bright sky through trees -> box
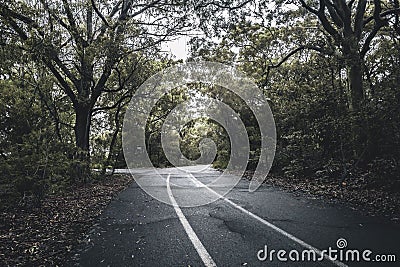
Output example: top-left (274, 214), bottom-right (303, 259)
top-left (162, 36), bottom-right (190, 60)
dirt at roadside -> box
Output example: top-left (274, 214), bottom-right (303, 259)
top-left (241, 170), bottom-right (400, 223)
top-left (0, 174), bottom-right (134, 266)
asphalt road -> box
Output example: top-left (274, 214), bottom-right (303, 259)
top-left (71, 165), bottom-right (400, 267)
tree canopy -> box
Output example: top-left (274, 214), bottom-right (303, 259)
top-left (0, 0), bottom-right (399, 208)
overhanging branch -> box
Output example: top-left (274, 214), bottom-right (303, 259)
top-left (264, 45), bottom-right (333, 87)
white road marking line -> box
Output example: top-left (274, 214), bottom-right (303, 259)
top-left (166, 174), bottom-right (217, 267)
top-left (187, 173), bottom-right (348, 267)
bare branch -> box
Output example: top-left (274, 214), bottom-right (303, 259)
top-left (364, 8), bottom-right (400, 25)
top-left (335, 0), bottom-right (353, 36)
top-left (264, 45), bottom-right (333, 86)
top-left (0, 5), bottom-right (44, 36)
top-left (90, 0), bottom-right (110, 27)
top-left (323, 0), bottom-right (344, 28)
top-left (0, 16), bottom-right (28, 40)
top-left (129, 0), bottom-right (162, 18)
top-left (317, 1), bottom-right (341, 41)
top-left (43, 59), bottom-right (78, 108)
top-left (361, 24), bottom-right (380, 56)
top-left (361, 0), bottom-right (389, 56)
top-left (195, 0), bottom-right (252, 11)
top-left (92, 92), bottom-right (132, 113)
top-left (354, 0), bottom-right (367, 38)
top-left (298, 0), bottom-right (319, 15)
top-left (61, 0), bottom-right (88, 48)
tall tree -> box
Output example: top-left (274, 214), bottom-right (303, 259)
top-left (0, 0), bottom-right (191, 176)
top-left (263, 0), bottom-right (400, 111)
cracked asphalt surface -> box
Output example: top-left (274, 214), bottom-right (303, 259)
top-left (71, 166), bottom-right (400, 266)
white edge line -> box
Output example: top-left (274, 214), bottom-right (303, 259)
top-left (187, 173), bottom-right (348, 267)
top-left (166, 174), bottom-right (217, 267)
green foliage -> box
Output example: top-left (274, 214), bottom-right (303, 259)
top-left (0, 0), bottom-right (399, 209)
top-left (0, 76), bottom-right (75, 209)
top-left (191, 19), bottom-right (400, 190)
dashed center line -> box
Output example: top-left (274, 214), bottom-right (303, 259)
top-left (166, 174), bottom-right (217, 267)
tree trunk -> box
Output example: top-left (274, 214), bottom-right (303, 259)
top-left (348, 58), bottom-right (364, 112)
top-left (75, 106), bottom-right (91, 150)
top-left (345, 53), bottom-right (367, 159)
top-left (101, 122), bottom-right (120, 176)
top-left (74, 103), bottom-right (92, 182)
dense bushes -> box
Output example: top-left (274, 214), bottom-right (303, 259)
top-left (268, 43), bottom-right (400, 190)
top-left (0, 80), bottom-right (76, 208)
top-left (191, 22), bottom-right (400, 191)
